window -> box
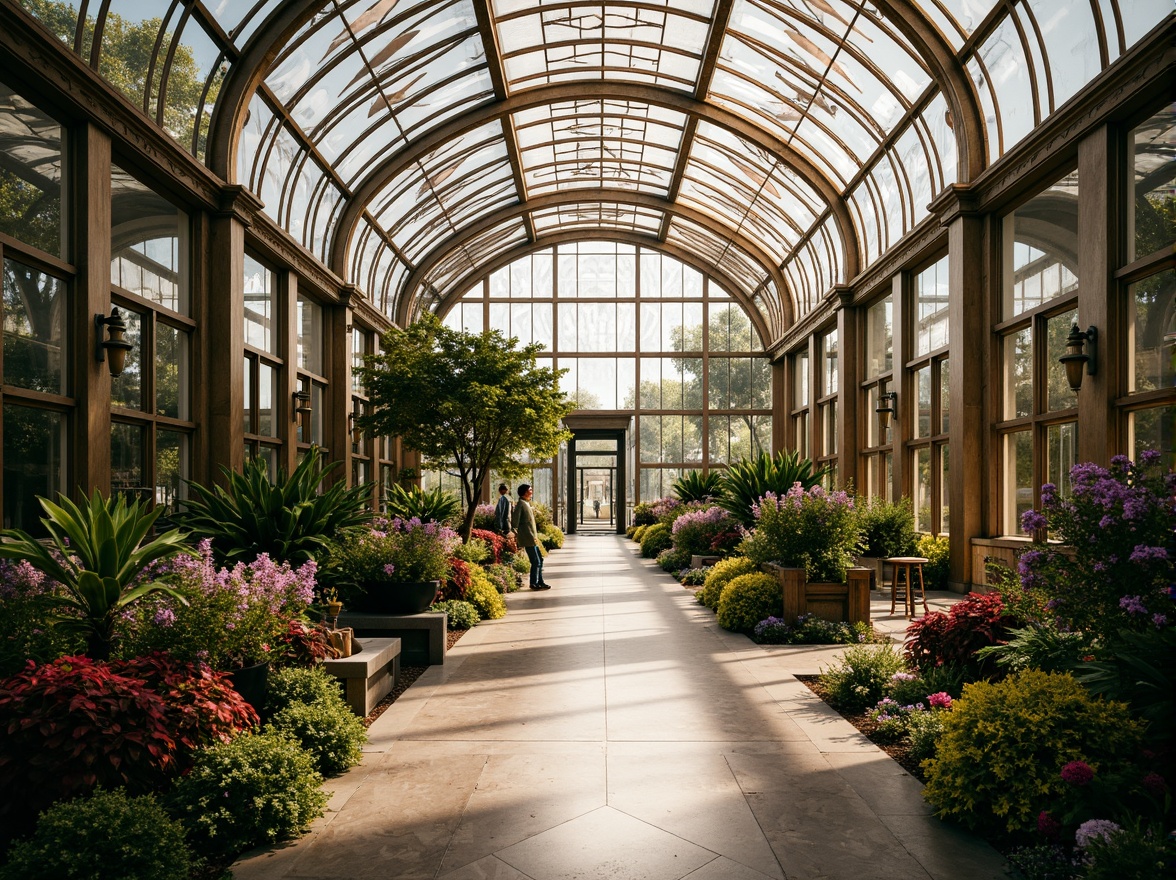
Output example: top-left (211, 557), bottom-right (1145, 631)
top-left (1121, 105), bottom-right (1175, 467)
top-left (816, 328), bottom-right (838, 485)
top-left (243, 253), bottom-right (282, 466)
top-left (791, 347), bottom-right (809, 460)
top-left (997, 173), bottom-right (1080, 534)
top-left (351, 325), bottom-right (372, 489)
top-left (109, 165), bottom-right (194, 517)
top-left (296, 294), bottom-right (326, 449)
top-left (909, 256), bottom-right (950, 534)
top-left (861, 294), bottom-right (893, 499)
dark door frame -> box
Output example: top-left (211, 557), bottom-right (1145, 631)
top-left (563, 415), bottom-right (629, 535)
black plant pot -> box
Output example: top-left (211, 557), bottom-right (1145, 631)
top-left (228, 661), bottom-right (269, 714)
top-left (352, 580), bottom-right (440, 614)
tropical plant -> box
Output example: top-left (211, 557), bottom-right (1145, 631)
top-left (166, 733), bottom-right (328, 857)
top-left (855, 496), bottom-right (917, 558)
top-left (740, 484), bottom-right (861, 583)
top-left (384, 483), bottom-right (462, 524)
top-left (672, 470), bottom-right (725, 503)
top-left (357, 315), bottom-right (572, 542)
top-left (180, 446), bottom-right (371, 566)
top-left (717, 450), bottom-right (829, 526)
top-left (0, 788), bottom-right (192, 880)
top-left (0, 490), bottom-right (189, 660)
top-left (975, 623), bottom-right (1096, 675)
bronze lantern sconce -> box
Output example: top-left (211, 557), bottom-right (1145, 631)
top-left (876, 389), bottom-right (897, 432)
top-left (292, 388), bottom-right (313, 419)
top-left (1059, 324), bottom-right (1097, 392)
top-left (95, 307), bottom-right (133, 378)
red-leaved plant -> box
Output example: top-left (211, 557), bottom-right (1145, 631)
top-left (269, 619), bottom-right (339, 668)
top-left (442, 557), bottom-right (472, 601)
top-left (0, 655), bottom-right (178, 829)
top-left (905, 592), bottom-right (1018, 679)
top-left (470, 528), bottom-right (510, 564)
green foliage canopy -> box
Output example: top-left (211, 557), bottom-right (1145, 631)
top-left (359, 315), bottom-right (572, 541)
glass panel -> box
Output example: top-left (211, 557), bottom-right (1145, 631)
top-left (914, 446), bottom-right (931, 533)
top-left (110, 308), bottom-right (143, 411)
top-left (865, 296), bottom-right (893, 377)
top-left (258, 362), bottom-right (276, 437)
top-left (940, 444), bottom-right (950, 535)
top-left (244, 254), bottom-right (275, 352)
top-left (1129, 406), bottom-right (1175, 470)
top-left (793, 350), bottom-right (809, 407)
top-left (914, 256), bottom-right (949, 355)
top-left (939, 359), bottom-right (950, 435)
top-left (822, 329), bottom-right (838, 395)
top-left (155, 429), bottom-right (187, 518)
top-left (915, 365), bottom-right (931, 438)
top-left (1046, 422), bottom-right (1077, 501)
top-left (243, 356), bottom-right (252, 435)
top-left (0, 83), bottom-right (65, 258)
top-left (3, 404), bottom-right (64, 534)
top-left (794, 411), bottom-right (808, 459)
top-left (111, 421), bottom-right (146, 501)
top-left (1046, 309), bottom-right (1078, 412)
top-left (1130, 104), bottom-right (1176, 262)
top-left (1003, 327), bottom-right (1033, 419)
top-left (111, 165), bottom-right (189, 314)
top-left (308, 382), bottom-right (324, 445)
top-left (1128, 269), bottom-right (1175, 394)
top-left (821, 400), bottom-right (837, 458)
top-left (155, 324), bottom-right (187, 420)
top-left (866, 384), bottom-right (880, 448)
top-left (1002, 172), bottom-right (1079, 319)
top-left (297, 295), bottom-right (323, 375)
top-left (1004, 430), bottom-right (1034, 535)
top-left (2, 259), bottom-right (66, 393)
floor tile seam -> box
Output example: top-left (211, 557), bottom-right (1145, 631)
top-left (715, 751), bottom-right (790, 879)
top-left (430, 753), bottom-right (494, 880)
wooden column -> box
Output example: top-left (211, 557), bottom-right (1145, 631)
top-left (1076, 124), bottom-right (1122, 466)
top-left (888, 272), bottom-right (908, 501)
top-left (281, 271), bottom-right (301, 475)
top-left (771, 359), bottom-right (786, 453)
top-left (204, 186), bottom-right (256, 484)
top-left (327, 286), bottom-right (355, 488)
top-left (72, 123), bottom-right (113, 496)
top-left (932, 185), bottom-right (986, 590)
top-left (835, 286), bottom-right (859, 491)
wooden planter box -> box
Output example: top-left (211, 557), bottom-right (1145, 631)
top-left (853, 556), bottom-right (890, 591)
top-left (762, 564), bottom-right (871, 625)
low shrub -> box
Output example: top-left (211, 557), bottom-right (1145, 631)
top-left (697, 556), bottom-right (758, 610)
top-left (532, 503), bottom-right (554, 531)
top-left (907, 707), bottom-right (949, 763)
top-left (470, 529), bottom-right (513, 564)
top-left (921, 669), bottom-right (1143, 835)
top-left (1080, 817), bottom-right (1176, 880)
top-left (632, 501), bottom-right (659, 526)
top-left (430, 599), bottom-right (481, 630)
top-left (916, 534), bottom-right (950, 590)
top-left (511, 552), bottom-right (531, 575)
top-left (632, 525), bottom-right (648, 543)
top-left (657, 546), bottom-right (692, 573)
top-left (539, 523), bottom-right (564, 550)
top-left (465, 566), bottom-right (507, 620)
top-left (680, 566), bottom-right (711, 586)
top-left (753, 614), bottom-right (874, 645)
top-left (640, 523), bottom-right (673, 558)
top-left (167, 733), bottom-right (328, 857)
top-left (0, 655), bottom-right (178, 828)
top-left (975, 623), bottom-right (1096, 675)
top-left (716, 573), bottom-right (782, 633)
top-left (482, 562), bottom-right (521, 593)
top-left (867, 697), bottom-right (923, 743)
top-left (471, 504), bottom-right (499, 532)
top-left (266, 665), bottom-right (345, 715)
top-left (0, 559), bottom-right (83, 677)
top-left (452, 536), bottom-right (490, 565)
top-left (856, 497), bottom-right (916, 558)
top-left (740, 484), bottom-right (861, 583)
top-left (625, 525), bottom-right (638, 539)
top-left (0, 789), bottom-right (191, 880)
top-left (904, 591), bottom-right (1017, 679)
top-left (670, 505), bottom-right (741, 556)
top-left (266, 700), bottom-right (366, 776)
top-left (818, 643), bottom-right (906, 713)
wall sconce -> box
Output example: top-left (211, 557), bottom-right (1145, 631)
top-left (349, 404), bottom-right (365, 444)
top-left (292, 388), bottom-right (312, 419)
top-left (1059, 324), bottom-right (1097, 391)
top-left (95, 307), bottom-right (133, 377)
top-left (876, 389), bottom-right (897, 431)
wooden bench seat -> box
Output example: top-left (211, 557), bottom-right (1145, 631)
top-left (322, 637), bottom-right (401, 716)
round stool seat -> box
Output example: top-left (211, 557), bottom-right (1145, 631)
top-left (885, 557), bottom-right (930, 617)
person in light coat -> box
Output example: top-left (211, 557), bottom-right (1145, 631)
top-left (511, 483), bottom-right (550, 590)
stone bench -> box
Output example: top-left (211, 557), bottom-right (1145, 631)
top-left (322, 637), bottom-right (401, 716)
top-left (338, 611), bottom-right (448, 666)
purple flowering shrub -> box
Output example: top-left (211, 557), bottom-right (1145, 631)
top-left (1017, 452), bottom-right (1175, 637)
top-left (670, 505), bottom-right (741, 556)
top-left (740, 483), bottom-right (861, 583)
top-left (0, 559), bottom-right (84, 676)
top-left (324, 517), bottom-right (460, 606)
top-left (119, 540), bottom-right (316, 670)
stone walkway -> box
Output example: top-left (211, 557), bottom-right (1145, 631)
top-left (233, 535), bottom-right (1006, 880)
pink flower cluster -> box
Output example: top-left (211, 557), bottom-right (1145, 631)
top-left (1060, 760), bottom-right (1095, 786)
top-left (927, 692), bottom-right (953, 709)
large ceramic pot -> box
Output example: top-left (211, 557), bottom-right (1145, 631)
top-left (228, 661), bottom-right (269, 714)
top-left (352, 580), bottom-right (441, 614)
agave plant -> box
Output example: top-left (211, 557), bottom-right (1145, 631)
top-left (672, 470), bottom-right (725, 503)
top-left (383, 484), bottom-right (462, 524)
top-left (717, 450), bottom-right (830, 526)
top-left (181, 446), bottom-right (372, 566)
top-left (0, 490), bottom-right (190, 660)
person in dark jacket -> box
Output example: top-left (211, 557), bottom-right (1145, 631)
top-left (511, 484), bottom-right (550, 590)
top-left (495, 483), bottom-right (512, 534)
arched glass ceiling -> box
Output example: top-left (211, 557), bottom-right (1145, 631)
top-left (16, 0), bottom-right (1172, 340)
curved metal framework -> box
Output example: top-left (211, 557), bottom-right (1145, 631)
top-left (16, 0), bottom-right (1168, 344)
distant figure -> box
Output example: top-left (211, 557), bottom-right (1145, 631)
top-left (512, 484), bottom-right (550, 590)
top-left (495, 483), bottom-right (512, 534)
top-left (593, 498), bottom-right (601, 518)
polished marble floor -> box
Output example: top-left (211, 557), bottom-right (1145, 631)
top-left (233, 535), bottom-right (1006, 880)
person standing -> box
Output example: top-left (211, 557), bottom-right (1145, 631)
top-left (511, 484), bottom-right (550, 590)
top-left (495, 483), bottom-right (512, 534)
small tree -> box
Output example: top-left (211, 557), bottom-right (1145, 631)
top-left (359, 315), bottom-right (572, 542)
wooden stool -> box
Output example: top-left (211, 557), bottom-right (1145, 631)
top-left (886, 556), bottom-right (929, 617)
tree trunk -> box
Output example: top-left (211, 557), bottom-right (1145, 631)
top-left (460, 501), bottom-right (477, 544)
